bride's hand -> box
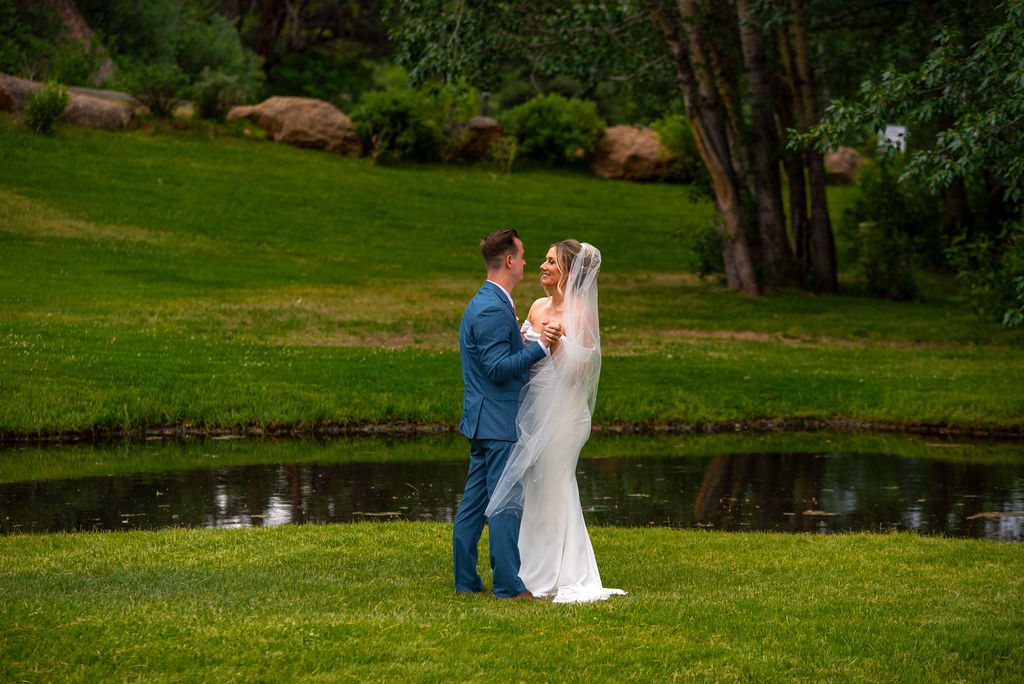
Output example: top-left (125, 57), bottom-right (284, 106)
top-left (540, 321), bottom-right (562, 350)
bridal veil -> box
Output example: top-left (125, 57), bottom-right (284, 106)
top-left (485, 243), bottom-right (602, 517)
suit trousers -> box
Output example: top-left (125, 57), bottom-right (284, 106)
top-left (453, 437), bottom-right (525, 597)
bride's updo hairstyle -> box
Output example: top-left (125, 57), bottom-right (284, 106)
top-left (551, 239), bottom-right (583, 295)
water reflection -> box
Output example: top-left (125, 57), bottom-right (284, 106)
top-left (2, 447), bottom-right (1022, 540)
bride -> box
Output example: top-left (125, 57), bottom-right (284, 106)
top-left (486, 239), bottom-right (626, 604)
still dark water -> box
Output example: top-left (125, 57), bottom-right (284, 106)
top-left (2, 434), bottom-right (1023, 540)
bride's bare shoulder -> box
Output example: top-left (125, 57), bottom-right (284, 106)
top-left (526, 297), bottom-right (547, 323)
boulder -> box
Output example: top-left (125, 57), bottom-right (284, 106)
top-left (824, 146), bottom-right (866, 184)
top-left (228, 96), bottom-right (363, 158)
top-left (62, 91), bottom-right (133, 130)
top-left (463, 116), bottom-right (504, 159)
top-left (0, 72), bottom-right (133, 130)
top-left (0, 73), bottom-right (34, 111)
top-left (591, 125), bottom-right (675, 181)
top-left (440, 116), bottom-right (504, 162)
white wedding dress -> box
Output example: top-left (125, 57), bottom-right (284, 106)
top-left (486, 244), bottom-right (625, 604)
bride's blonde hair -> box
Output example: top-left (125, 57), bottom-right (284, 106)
top-left (547, 239), bottom-right (582, 296)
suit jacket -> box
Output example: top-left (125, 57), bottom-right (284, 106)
top-left (459, 281), bottom-right (547, 441)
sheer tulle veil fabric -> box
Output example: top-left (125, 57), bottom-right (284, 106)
top-left (485, 243), bottom-right (602, 517)
top-left (485, 242), bottom-right (623, 603)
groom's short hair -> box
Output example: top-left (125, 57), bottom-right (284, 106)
top-left (480, 228), bottom-right (520, 270)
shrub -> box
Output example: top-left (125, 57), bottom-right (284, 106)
top-left (266, 52), bottom-right (374, 106)
top-left (124, 62), bottom-right (189, 118)
top-left (192, 67), bottom-right (250, 121)
top-left (430, 79), bottom-right (482, 150)
top-left (838, 157), bottom-right (942, 299)
top-left (687, 220), bottom-right (725, 277)
top-left (499, 93), bottom-right (605, 165)
top-left (652, 114), bottom-right (705, 184)
top-left (351, 87), bottom-right (443, 163)
top-left (51, 35), bottom-right (109, 86)
top-left (82, 1), bottom-right (262, 114)
top-left (24, 80), bottom-right (69, 134)
top-left (946, 222), bottom-right (1024, 328)
top-left (489, 136), bottom-right (518, 175)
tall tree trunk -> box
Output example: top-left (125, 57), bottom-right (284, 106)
top-left (776, 86), bottom-right (809, 268)
top-left (736, 0), bottom-right (796, 287)
top-left (775, 20), bottom-right (809, 271)
top-left (790, 0), bottom-right (837, 293)
top-left (646, 0), bottom-right (761, 295)
top-left (257, 0), bottom-right (289, 66)
top-left (223, 0), bottom-right (246, 32)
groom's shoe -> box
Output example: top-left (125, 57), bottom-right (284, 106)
top-left (500, 589), bottom-right (534, 600)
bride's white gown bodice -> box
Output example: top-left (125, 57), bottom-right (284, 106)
top-left (515, 321), bottom-right (626, 604)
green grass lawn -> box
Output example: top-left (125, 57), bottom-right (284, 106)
top-left (1, 118), bottom-right (1022, 683)
top-left (1, 523), bottom-right (1021, 682)
top-left (1, 116), bottom-right (1022, 437)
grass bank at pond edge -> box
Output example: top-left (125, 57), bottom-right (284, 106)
top-left (4, 415), bottom-right (1024, 446)
top-left (4, 430), bottom-right (1022, 486)
top-left (1, 523), bottom-right (1021, 682)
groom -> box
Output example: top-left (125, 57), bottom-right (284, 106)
top-left (454, 228), bottom-right (559, 599)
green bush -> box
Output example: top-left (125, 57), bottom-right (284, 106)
top-left (838, 158), bottom-right (942, 299)
top-left (0, 0), bottom-right (107, 85)
top-left (499, 93), bottom-right (605, 165)
top-left (80, 0), bottom-right (262, 114)
top-left (652, 114), bottom-right (707, 185)
top-left (123, 62), bottom-right (189, 118)
top-left (946, 222), bottom-right (1024, 328)
top-left (24, 80), bottom-right (69, 134)
top-left (351, 87), bottom-right (443, 163)
top-left (687, 220), bottom-right (725, 277)
top-left (50, 35), bottom-right (109, 86)
top-left (265, 52), bottom-right (373, 106)
top-left (192, 68), bottom-right (250, 122)
top-left (488, 135), bottom-right (518, 174)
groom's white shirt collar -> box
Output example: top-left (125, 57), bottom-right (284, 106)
top-left (486, 279), bottom-right (516, 313)
top-left (486, 279), bottom-right (549, 354)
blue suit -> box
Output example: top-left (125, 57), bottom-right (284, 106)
top-left (454, 281), bottom-right (546, 596)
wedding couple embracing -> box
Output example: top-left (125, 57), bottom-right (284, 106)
top-left (453, 228), bottom-right (626, 604)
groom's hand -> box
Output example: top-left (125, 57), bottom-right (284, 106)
top-left (540, 321), bottom-right (562, 349)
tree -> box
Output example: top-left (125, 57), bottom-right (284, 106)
top-left (809, 0), bottom-right (1023, 209)
top-left (805, 0), bottom-right (1024, 324)
top-left (385, 0), bottom-right (855, 295)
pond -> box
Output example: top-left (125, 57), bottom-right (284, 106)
top-left (2, 432), bottom-right (1023, 540)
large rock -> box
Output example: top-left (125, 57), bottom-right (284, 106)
top-left (0, 72), bottom-right (133, 130)
top-left (591, 125), bottom-right (676, 181)
top-left (229, 96), bottom-right (362, 157)
top-left (824, 146), bottom-right (866, 184)
top-left (463, 116), bottom-right (504, 159)
top-left (440, 116), bottom-right (504, 162)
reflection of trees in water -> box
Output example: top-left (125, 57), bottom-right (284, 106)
top-left (2, 453), bottom-right (1022, 540)
top-left (692, 453), bottom-right (827, 532)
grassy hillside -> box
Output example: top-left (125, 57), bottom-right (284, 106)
top-left (1, 117), bottom-right (1022, 435)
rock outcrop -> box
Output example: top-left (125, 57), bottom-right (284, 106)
top-left (228, 96), bottom-right (363, 158)
top-left (463, 116), bottom-right (504, 159)
top-left (824, 146), bottom-right (867, 184)
top-left (0, 72), bottom-right (133, 130)
top-left (590, 125), bottom-right (676, 181)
